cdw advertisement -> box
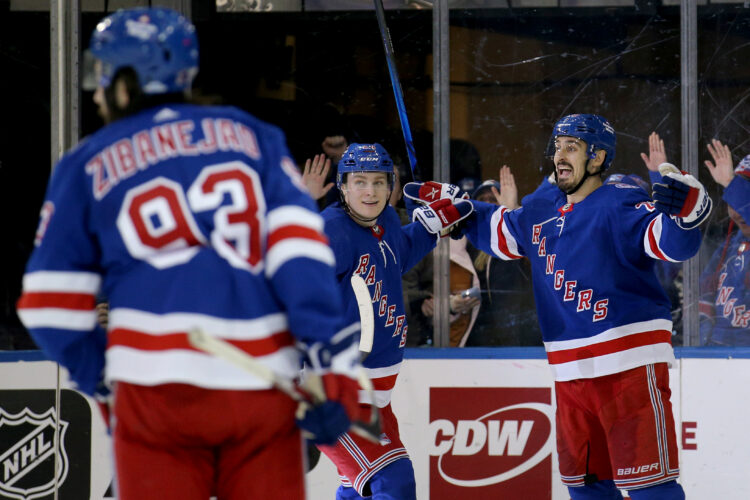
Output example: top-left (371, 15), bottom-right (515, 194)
top-left (428, 387), bottom-right (554, 499)
top-left (4, 352), bottom-right (750, 499)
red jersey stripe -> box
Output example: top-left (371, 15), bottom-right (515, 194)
top-left (267, 225), bottom-right (328, 249)
top-left (370, 373), bottom-right (399, 391)
top-left (109, 328), bottom-right (294, 356)
top-left (647, 218), bottom-right (668, 261)
top-left (17, 292), bottom-right (96, 311)
top-left (547, 329), bottom-right (673, 365)
top-left (495, 208), bottom-right (522, 259)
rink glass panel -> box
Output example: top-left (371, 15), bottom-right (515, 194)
top-left (4, 1), bottom-right (750, 351)
top-left (0, 4), bottom-right (50, 351)
top-left (695, 4), bottom-right (750, 347)
top-left (445, 2), bottom-right (750, 348)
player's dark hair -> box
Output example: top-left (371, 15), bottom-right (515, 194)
top-left (104, 67), bottom-right (187, 123)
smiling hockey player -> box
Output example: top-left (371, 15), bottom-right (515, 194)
top-left (317, 143), bottom-right (473, 499)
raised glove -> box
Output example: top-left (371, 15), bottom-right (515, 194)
top-left (404, 181), bottom-right (469, 221)
top-left (413, 198), bottom-right (474, 236)
top-left (403, 181), bottom-right (469, 205)
top-left (295, 326), bottom-right (364, 445)
top-left (652, 163), bottom-right (713, 230)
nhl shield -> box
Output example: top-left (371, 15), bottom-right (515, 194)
top-left (0, 408), bottom-right (68, 500)
top-left (0, 390), bottom-right (90, 500)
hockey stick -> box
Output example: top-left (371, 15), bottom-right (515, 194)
top-left (187, 328), bottom-right (383, 444)
top-left (373, 0), bottom-right (420, 181)
top-left (349, 274), bottom-right (386, 445)
top-left (188, 328), bottom-right (305, 401)
top-left (351, 274), bottom-right (375, 357)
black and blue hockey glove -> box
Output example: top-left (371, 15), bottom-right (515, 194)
top-left (652, 163), bottom-right (712, 230)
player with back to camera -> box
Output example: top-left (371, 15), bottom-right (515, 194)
top-left (408, 114), bottom-right (712, 499)
top-left (16, 7), bottom-right (365, 499)
top-left (316, 143), bottom-right (473, 499)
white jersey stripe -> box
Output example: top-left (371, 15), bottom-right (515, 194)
top-left (644, 214), bottom-right (679, 263)
top-left (490, 207), bottom-right (521, 260)
top-left (22, 271), bottom-right (101, 293)
top-left (358, 388), bottom-right (393, 408)
top-left (267, 205), bottom-right (324, 233)
top-left (549, 343), bottom-right (675, 382)
top-left (363, 362), bottom-right (401, 380)
top-left (544, 319), bottom-right (672, 352)
top-left (265, 239), bottom-right (335, 277)
top-left (106, 345), bottom-right (299, 389)
top-left (109, 308), bottom-right (288, 341)
top-left (18, 308), bottom-right (98, 330)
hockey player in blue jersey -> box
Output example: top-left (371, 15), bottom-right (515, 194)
top-left (17, 7), bottom-right (365, 500)
top-left (316, 143), bottom-right (473, 499)
top-left (700, 141), bottom-right (750, 344)
top-left (409, 114), bottom-right (712, 499)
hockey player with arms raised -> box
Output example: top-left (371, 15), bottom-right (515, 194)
top-left (317, 143), bottom-right (472, 499)
top-left (410, 114), bottom-right (712, 499)
top-left (17, 7), bottom-right (366, 499)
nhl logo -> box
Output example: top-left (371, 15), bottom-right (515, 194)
top-left (0, 408), bottom-right (69, 500)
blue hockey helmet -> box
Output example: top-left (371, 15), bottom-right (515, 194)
top-left (546, 114), bottom-right (616, 170)
top-left (605, 173), bottom-right (650, 193)
top-left (336, 143), bottom-right (395, 190)
top-left (86, 7), bottom-right (199, 94)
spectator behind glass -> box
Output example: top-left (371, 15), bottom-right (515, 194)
top-left (400, 233), bottom-right (482, 347)
top-left (464, 167), bottom-right (542, 347)
top-left (699, 141), bottom-right (750, 345)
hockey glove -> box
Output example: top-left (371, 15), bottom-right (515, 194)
top-left (413, 198), bottom-right (475, 236)
top-left (296, 325), bottom-right (368, 445)
top-left (652, 163), bottom-right (713, 230)
top-left (404, 181), bottom-right (469, 204)
top-left (404, 181), bottom-right (469, 221)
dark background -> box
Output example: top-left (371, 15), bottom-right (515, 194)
top-left (2, 1), bottom-right (748, 348)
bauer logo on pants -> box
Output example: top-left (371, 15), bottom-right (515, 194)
top-left (0, 390), bottom-right (90, 500)
top-left (429, 387), bottom-right (554, 500)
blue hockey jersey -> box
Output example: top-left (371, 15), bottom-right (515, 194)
top-left (700, 175), bottom-right (750, 345)
top-left (465, 182), bottom-right (703, 381)
top-left (322, 203), bottom-right (436, 407)
top-left (18, 103), bottom-right (346, 395)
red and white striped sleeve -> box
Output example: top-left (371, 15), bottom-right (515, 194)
top-left (642, 212), bottom-right (701, 263)
top-left (489, 206), bottom-right (523, 260)
top-left (265, 205), bottom-right (335, 278)
top-left (17, 271), bottom-right (101, 331)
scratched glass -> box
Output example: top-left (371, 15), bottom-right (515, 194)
top-left (6, 1), bottom-right (749, 351)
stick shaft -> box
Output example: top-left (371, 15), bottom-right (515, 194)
top-left (187, 329), bottom-right (303, 401)
top-left (373, 0), bottom-right (419, 181)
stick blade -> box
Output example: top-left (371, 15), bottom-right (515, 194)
top-left (351, 274), bottom-right (375, 354)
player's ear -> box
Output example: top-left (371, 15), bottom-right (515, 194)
top-left (589, 149), bottom-right (606, 171)
top-left (114, 78), bottom-right (130, 110)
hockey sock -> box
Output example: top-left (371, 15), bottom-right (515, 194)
top-left (366, 458), bottom-right (416, 500)
top-left (568, 480), bottom-right (624, 500)
top-left (627, 480), bottom-right (685, 500)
